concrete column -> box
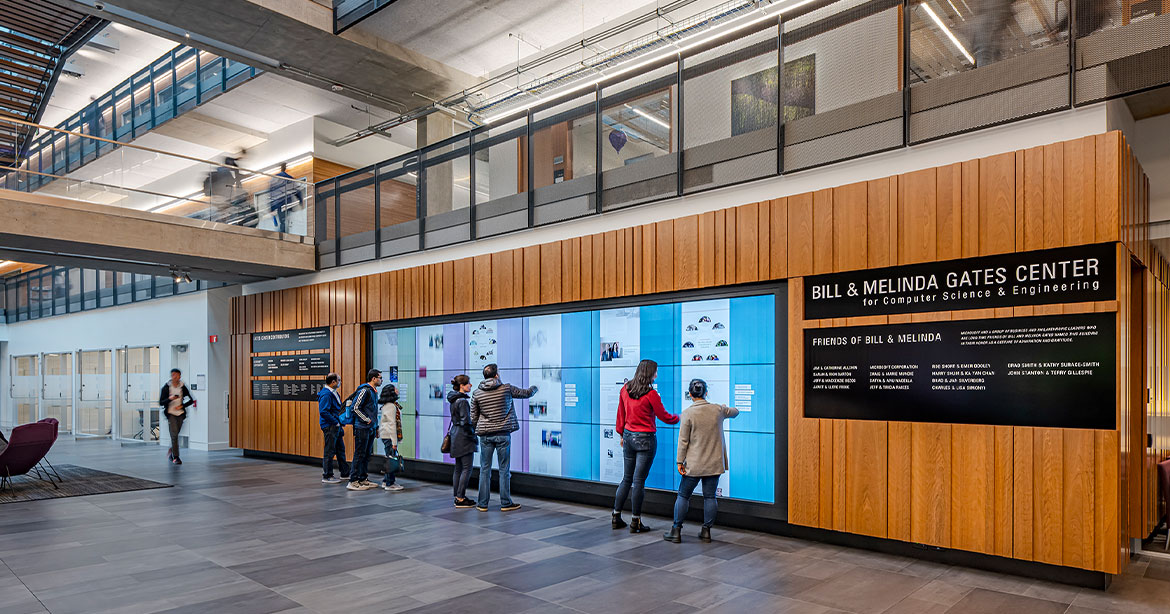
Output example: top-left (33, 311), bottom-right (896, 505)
top-left (418, 115), bottom-right (454, 216)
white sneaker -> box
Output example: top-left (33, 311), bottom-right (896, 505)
top-left (347, 481), bottom-right (374, 491)
top-left (382, 483), bottom-right (405, 492)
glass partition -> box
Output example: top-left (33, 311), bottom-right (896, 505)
top-left (683, 21), bottom-right (779, 191)
top-left (81, 350), bottom-right (114, 439)
top-left (10, 355), bottom-right (39, 425)
top-left (601, 61), bottom-right (679, 211)
top-left (42, 352), bottom-right (73, 434)
top-left (473, 117), bottom-right (528, 238)
top-left (422, 134), bottom-right (472, 249)
top-left (377, 156), bottom-right (420, 258)
top-left (531, 92), bottom-right (598, 226)
top-left (337, 169), bottom-right (378, 265)
top-left (116, 347), bottom-right (157, 442)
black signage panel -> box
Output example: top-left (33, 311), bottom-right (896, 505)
top-left (805, 312), bottom-right (1115, 429)
top-left (251, 354), bottom-right (330, 377)
top-left (251, 327), bottom-right (330, 353)
top-left (251, 380), bottom-right (326, 401)
top-left (804, 243), bottom-right (1115, 319)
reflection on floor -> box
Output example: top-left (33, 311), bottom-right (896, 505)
top-left (1, 438), bottom-right (1168, 614)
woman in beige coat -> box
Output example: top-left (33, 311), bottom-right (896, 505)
top-left (664, 378), bottom-right (739, 544)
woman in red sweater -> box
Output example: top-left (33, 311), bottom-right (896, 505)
top-left (612, 359), bottom-right (679, 533)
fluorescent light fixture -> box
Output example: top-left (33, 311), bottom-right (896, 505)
top-left (921, 3), bottom-right (974, 65)
top-left (0, 260), bottom-right (14, 267)
top-left (625, 104), bottom-right (670, 129)
top-left (482, 0), bottom-right (811, 124)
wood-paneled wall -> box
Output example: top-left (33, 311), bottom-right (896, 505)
top-left (232, 131), bottom-right (1156, 575)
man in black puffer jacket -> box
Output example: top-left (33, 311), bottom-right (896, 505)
top-left (470, 363), bottom-right (536, 512)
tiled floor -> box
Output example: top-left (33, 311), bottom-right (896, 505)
top-left (1, 439), bottom-right (1168, 614)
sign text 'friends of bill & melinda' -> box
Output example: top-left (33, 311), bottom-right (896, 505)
top-left (804, 243), bottom-right (1116, 319)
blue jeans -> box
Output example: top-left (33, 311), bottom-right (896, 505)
top-left (613, 431), bottom-right (656, 516)
top-left (673, 474), bottom-right (720, 528)
top-left (381, 439), bottom-right (398, 485)
top-left (321, 425), bottom-right (349, 479)
top-left (477, 434), bottom-right (512, 507)
top-left (350, 427), bottom-right (374, 483)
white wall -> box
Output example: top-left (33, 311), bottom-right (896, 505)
top-left (314, 116), bottom-right (413, 171)
top-left (2, 289), bottom-right (237, 450)
top-left (1127, 113), bottom-right (1170, 225)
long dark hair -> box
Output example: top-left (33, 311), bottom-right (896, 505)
top-left (624, 359), bottom-right (658, 399)
top-left (450, 374), bottom-right (470, 391)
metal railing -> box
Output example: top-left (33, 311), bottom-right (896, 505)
top-left (316, 0), bottom-right (1170, 270)
top-left (13, 45), bottom-right (260, 184)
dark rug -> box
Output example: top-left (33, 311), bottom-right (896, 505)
top-left (0, 464), bottom-right (171, 503)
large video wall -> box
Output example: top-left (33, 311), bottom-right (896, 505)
top-left (370, 291), bottom-right (779, 503)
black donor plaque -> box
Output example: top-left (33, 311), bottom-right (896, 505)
top-left (251, 327), bottom-right (330, 353)
top-left (804, 243), bottom-right (1115, 319)
top-left (805, 312), bottom-right (1115, 429)
top-left (251, 354), bottom-right (330, 377)
top-left (251, 380), bottom-right (325, 401)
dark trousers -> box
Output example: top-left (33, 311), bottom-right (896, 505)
top-left (613, 431), bottom-right (657, 516)
top-left (321, 425), bottom-right (349, 478)
top-left (167, 414), bottom-right (184, 459)
top-left (453, 453), bottom-right (473, 499)
top-left (350, 427), bottom-right (374, 483)
top-left (673, 474), bottom-right (720, 528)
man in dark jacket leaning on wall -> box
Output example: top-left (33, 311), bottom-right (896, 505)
top-left (347, 369), bottom-right (382, 491)
top-left (470, 363), bottom-right (536, 512)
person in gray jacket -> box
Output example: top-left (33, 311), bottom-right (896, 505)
top-left (469, 363), bottom-right (536, 512)
top-left (664, 378), bottom-right (739, 544)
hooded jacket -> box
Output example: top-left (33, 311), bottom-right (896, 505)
top-left (349, 383), bottom-right (377, 429)
top-left (446, 389), bottom-right (477, 457)
top-left (469, 378), bottom-right (535, 436)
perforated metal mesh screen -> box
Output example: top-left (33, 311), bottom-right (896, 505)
top-left (682, 23), bottom-right (779, 192)
top-left (782, 2), bottom-right (903, 171)
top-left (1075, 0), bottom-right (1170, 103)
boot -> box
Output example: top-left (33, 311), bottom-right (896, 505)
top-left (664, 525), bottom-right (682, 543)
top-left (629, 516), bottom-right (652, 534)
top-left (698, 526), bottom-right (711, 543)
top-left (611, 512), bottom-right (627, 530)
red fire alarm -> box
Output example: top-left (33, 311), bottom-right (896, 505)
top-left (209, 335), bottom-right (218, 343)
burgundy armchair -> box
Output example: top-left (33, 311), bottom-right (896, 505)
top-left (0, 420), bottom-right (60, 491)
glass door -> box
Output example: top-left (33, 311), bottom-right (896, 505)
top-left (41, 352), bottom-right (73, 433)
top-left (10, 355), bottom-right (38, 425)
top-left (116, 346), bottom-right (159, 442)
top-left (78, 350), bottom-right (113, 437)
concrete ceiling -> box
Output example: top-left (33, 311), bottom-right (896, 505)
top-left (354, 0), bottom-right (663, 79)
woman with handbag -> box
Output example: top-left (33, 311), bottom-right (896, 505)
top-left (377, 384), bottom-right (405, 492)
top-left (446, 375), bottom-right (477, 508)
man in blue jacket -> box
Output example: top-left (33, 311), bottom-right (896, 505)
top-left (347, 369), bottom-right (382, 491)
top-left (318, 373), bottom-right (349, 483)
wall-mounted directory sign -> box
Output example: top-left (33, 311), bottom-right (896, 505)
top-left (251, 354), bottom-right (331, 377)
top-left (805, 312), bottom-right (1115, 429)
top-left (251, 379), bottom-right (325, 401)
top-left (251, 327), bottom-right (330, 353)
top-left (804, 243), bottom-right (1115, 319)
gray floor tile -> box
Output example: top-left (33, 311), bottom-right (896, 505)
top-left (944, 588), bottom-right (1068, 614)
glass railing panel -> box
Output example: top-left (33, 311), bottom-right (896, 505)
top-left (1075, 0), bottom-right (1170, 104)
top-left (199, 52), bottom-right (224, 99)
top-left (175, 48), bottom-right (199, 114)
top-left (337, 168), bottom-right (377, 265)
top-left (113, 81), bottom-right (133, 142)
top-left (600, 60), bottom-right (679, 211)
top-left (531, 91), bottom-right (597, 226)
top-left (153, 57), bottom-right (176, 124)
top-left (422, 135), bottom-right (471, 249)
top-left (908, 0), bottom-right (1070, 143)
top-left (67, 268), bottom-right (81, 312)
top-left (377, 156), bottom-right (420, 258)
top-left (682, 20), bottom-right (779, 192)
top-left (131, 70), bottom-right (153, 134)
top-left (473, 117), bottom-right (528, 239)
top-left (782, 0), bottom-right (903, 171)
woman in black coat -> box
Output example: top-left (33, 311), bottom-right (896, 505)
top-left (447, 375), bottom-right (477, 508)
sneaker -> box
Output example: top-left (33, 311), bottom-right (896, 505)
top-left (382, 483), bottom-right (405, 492)
top-left (322, 476), bottom-right (341, 484)
top-left (454, 498), bottom-right (476, 508)
top-left (360, 480), bottom-right (379, 489)
top-left (347, 481), bottom-right (372, 491)
top-left (501, 503), bottom-right (522, 512)
top-left (172, 458), bottom-right (182, 465)
top-left (475, 505), bottom-right (489, 512)
top-left (339, 475), bottom-right (351, 481)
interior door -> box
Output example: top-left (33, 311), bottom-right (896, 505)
top-left (117, 347), bottom-right (159, 442)
top-left (10, 354), bottom-right (38, 425)
top-left (78, 350), bottom-right (112, 437)
top-left (41, 352), bottom-right (73, 433)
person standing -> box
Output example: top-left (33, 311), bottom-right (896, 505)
top-left (318, 373), bottom-right (350, 483)
top-left (377, 383), bottom-right (405, 492)
top-left (268, 162), bottom-right (302, 233)
top-left (470, 363), bottom-right (536, 512)
top-left (347, 369), bottom-right (382, 491)
top-left (158, 369), bottom-right (194, 465)
top-left (612, 359), bottom-right (679, 533)
top-left (447, 375), bottom-right (477, 508)
top-left (664, 379), bottom-right (739, 543)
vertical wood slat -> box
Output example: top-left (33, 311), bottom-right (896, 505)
top-left (833, 182), bottom-right (868, 272)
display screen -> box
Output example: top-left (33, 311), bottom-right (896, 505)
top-left (371, 292), bottom-right (779, 503)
